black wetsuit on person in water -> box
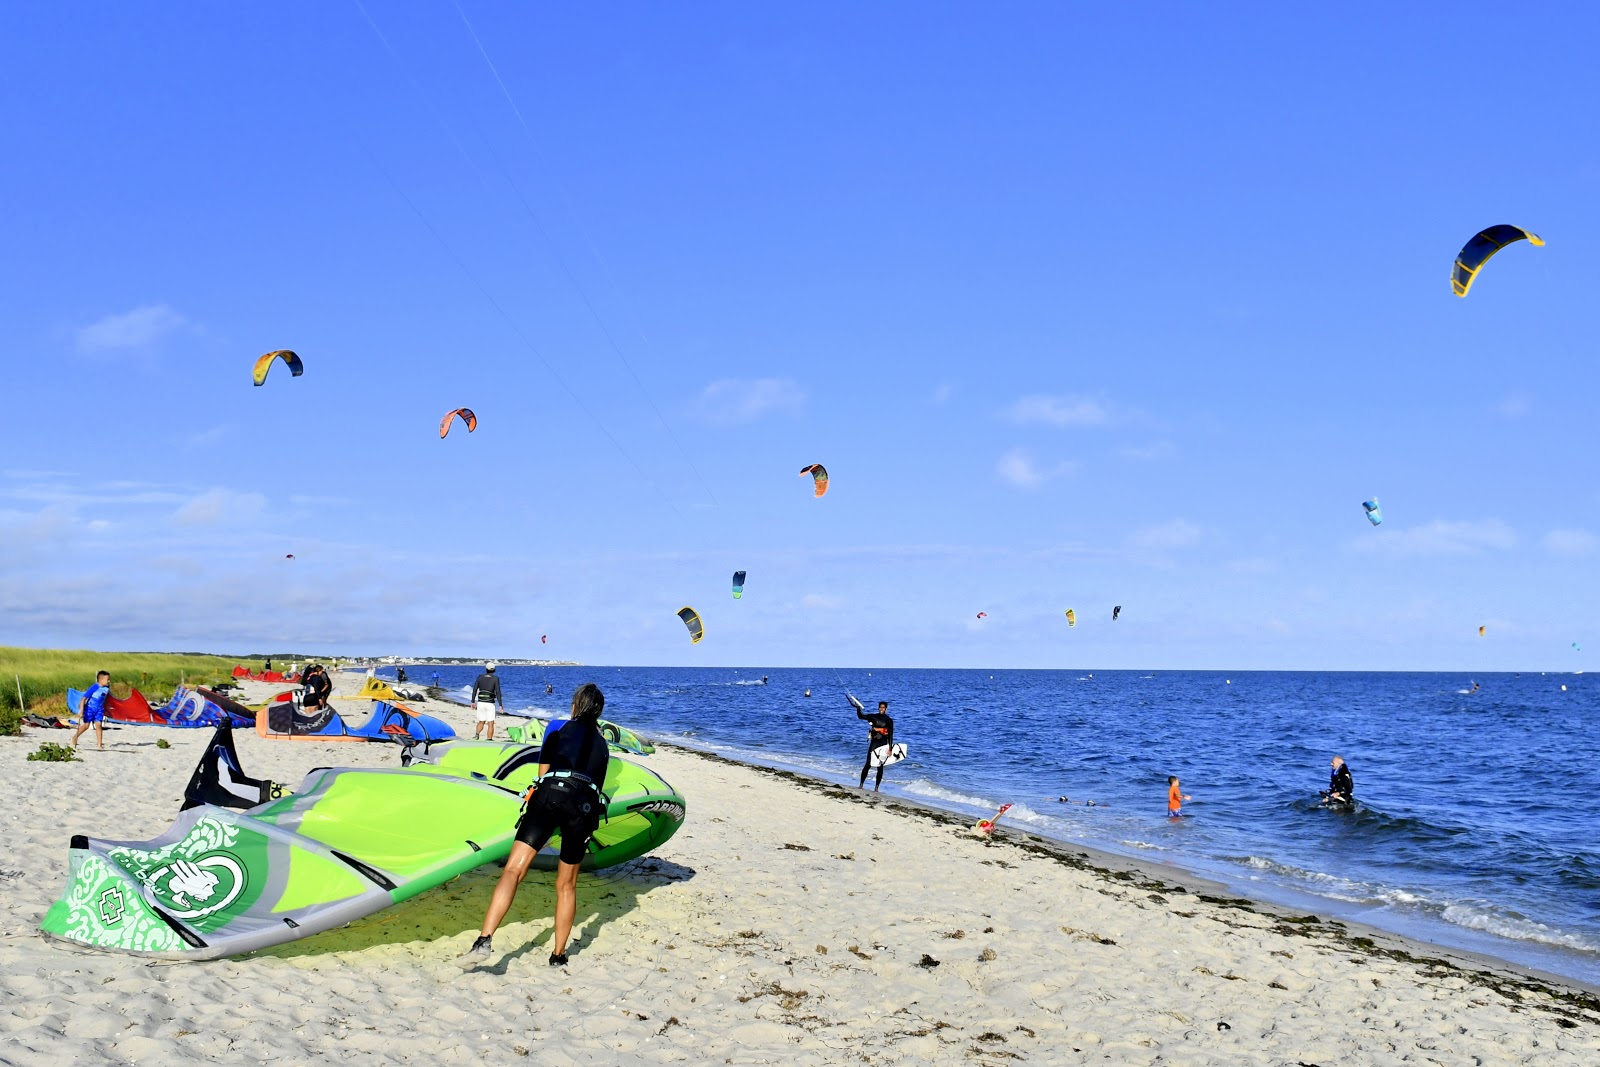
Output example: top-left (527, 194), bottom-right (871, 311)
top-left (857, 708), bottom-right (894, 790)
top-left (1325, 763), bottom-right (1354, 806)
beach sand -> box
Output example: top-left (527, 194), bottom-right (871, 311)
top-left (3, 673), bottom-right (1599, 1065)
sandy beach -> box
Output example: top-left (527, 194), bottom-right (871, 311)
top-left (3, 673), bottom-right (1598, 1066)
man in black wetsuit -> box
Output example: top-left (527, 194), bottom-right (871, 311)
top-left (459, 683), bottom-right (611, 968)
top-left (1323, 755), bottom-right (1354, 806)
top-left (857, 700), bottom-right (895, 791)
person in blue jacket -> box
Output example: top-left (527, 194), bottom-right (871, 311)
top-left (71, 670), bottom-right (112, 750)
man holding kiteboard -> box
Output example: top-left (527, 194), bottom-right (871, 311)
top-left (852, 696), bottom-right (901, 791)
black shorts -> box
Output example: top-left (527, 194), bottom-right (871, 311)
top-left (514, 778), bottom-right (600, 865)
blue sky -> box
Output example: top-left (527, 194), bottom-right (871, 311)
top-left (2, 2), bottom-right (1596, 669)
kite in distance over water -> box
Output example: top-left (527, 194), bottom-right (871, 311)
top-left (439, 408), bottom-right (477, 438)
top-left (799, 464), bottom-right (829, 498)
top-left (1452, 225), bottom-right (1544, 297)
top-left (541, 635), bottom-right (547, 645)
top-left (677, 606), bottom-right (704, 644)
top-left (1363, 498), bottom-right (1383, 526)
top-left (252, 350), bottom-right (303, 386)
top-left (732, 571), bottom-right (746, 599)
top-left (285, 554), bottom-right (295, 560)
top-left (1479, 625), bottom-right (1487, 637)
top-left (1065, 609), bottom-right (1077, 627)
top-left (975, 612), bottom-right (987, 619)
top-left (1112, 605), bottom-right (1121, 621)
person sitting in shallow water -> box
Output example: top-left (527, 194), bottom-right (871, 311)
top-left (1321, 755), bottom-right (1354, 806)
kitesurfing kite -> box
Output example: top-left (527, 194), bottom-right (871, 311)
top-left (1479, 625), bottom-right (1487, 637)
top-left (285, 554), bottom-right (295, 560)
top-left (251, 349), bottom-right (303, 386)
top-left (1452, 225), bottom-right (1544, 297)
top-left (1573, 642), bottom-right (1582, 652)
top-left (1065, 609), bottom-right (1077, 627)
top-left (732, 571), bottom-right (746, 599)
top-left (1112, 605), bottom-right (1121, 621)
top-left (41, 733), bottom-right (685, 960)
top-left (799, 464), bottom-right (829, 498)
top-left (975, 611), bottom-right (987, 619)
top-left (541, 635), bottom-right (547, 645)
top-left (439, 407), bottom-right (477, 438)
top-left (1363, 498), bottom-right (1382, 526)
top-left (677, 606), bottom-right (704, 644)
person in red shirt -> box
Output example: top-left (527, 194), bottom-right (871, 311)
top-left (1167, 775), bottom-right (1191, 817)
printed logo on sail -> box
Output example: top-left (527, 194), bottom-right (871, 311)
top-left (148, 852), bottom-right (247, 919)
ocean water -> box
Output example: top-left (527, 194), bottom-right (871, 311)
top-left (398, 665), bottom-right (1600, 986)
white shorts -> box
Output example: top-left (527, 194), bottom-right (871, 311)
top-left (476, 701), bottom-right (497, 724)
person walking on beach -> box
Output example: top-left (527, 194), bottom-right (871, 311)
top-left (1322, 755), bottom-right (1354, 806)
top-left (459, 683), bottom-right (611, 968)
top-left (856, 699), bottom-right (895, 791)
top-left (472, 663), bottom-right (504, 740)
top-left (71, 670), bottom-right (111, 750)
top-left (1167, 775), bottom-right (1191, 817)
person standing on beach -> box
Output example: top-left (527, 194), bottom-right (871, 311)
top-left (298, 665), bottom-right (320, 710)
top-left (460, 682), bottom-right (611, 968)
top-left (472, 663), bottom-right (504, 740)
top-left (1167, 775), bottom-right (1191, 817)
top-left (857, 700), bottom-right (895, 791)
top-left (1323, 756), bottom-right (1354, 806)
top-left (71, 670), bottom-right (111, 750)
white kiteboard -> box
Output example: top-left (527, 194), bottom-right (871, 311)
top-left (869, 742), bottom-right (907, 768)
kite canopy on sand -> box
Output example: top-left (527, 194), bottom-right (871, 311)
top-left (39, 737), bottom-right (684, 960)
top-left (256, 699), bottom-right (454, 744)
top-left (251, 349), bottom-right (303, 386)
top-left (677, 606), bottom-right (704, 644)
top-left (68, 687), bottom-right (255, 730)
top-left (1451, 225), bottom-right (1544, 297)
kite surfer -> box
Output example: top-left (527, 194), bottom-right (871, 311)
top-left (300, 665), bottom-right (331, 712)
top-left (70, 670), bottom-right (111, 751)
top-left (472, 663), bottom-right (504, 741)
top-left (546, 683), bottom-right (554, 695)
top-left (1321, 756), bottom-right (1354, 807)
top-left (856, 699), bottom-right (895, 791)
top-left (460, 683), bottom-right (612, 969)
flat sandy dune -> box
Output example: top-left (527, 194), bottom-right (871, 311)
top-left (3, 674), bottom-right (1598, 1065)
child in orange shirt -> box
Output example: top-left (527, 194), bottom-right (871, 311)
top-left (1167, 775), bottom-right (1191, 817)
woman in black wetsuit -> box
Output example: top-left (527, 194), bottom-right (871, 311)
top-left (858, 700), bottom-right (895, 791)
top-left (460, 683), bottom-right (611, 968)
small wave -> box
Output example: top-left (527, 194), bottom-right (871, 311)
top-left (1441, 905), bottom-right (1600, 953)
top-left (900, 779), bottom-right (997, 810)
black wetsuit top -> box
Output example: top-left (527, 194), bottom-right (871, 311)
top-left (858, 710), bottom-right (894, 750)
top-left (1329, 765), bottom-right (1354, 799)
top-left (541, 720), bottom-right (611, 785)
top-left (472, 672), bottom-right (503, 705)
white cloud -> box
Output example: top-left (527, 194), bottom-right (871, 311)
top-left (75, 304), bottom-right (189, 354)
top-left (1543, 528), bottom-right (1597, 557)
top-left (930, 383), bottom-right (954, 405)
top-left (173, 489), bottom-right (266, 526)
top-left (694, 377), bottom-right (806, 424)
top-left (996, 448), bottom-right (1076, 489)
top-left (1120, 441), bottom-right (1175, 461)
top-left (1127, 519), bottom-right (1203, 551)
top-left (1494, 392), bottom-right (1532, 418)
top-left (801, 593), bottom-right (841, 610)
top-left (1354, 518), bottom-right (1517, 557)
top-left (1004, 394), bottom-right (1112, 428)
